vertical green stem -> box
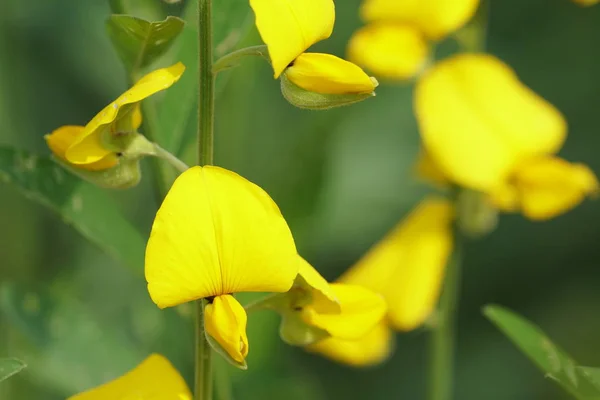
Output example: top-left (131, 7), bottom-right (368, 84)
top-left (195, 0), bottom-right (215, 398)
top-left (428, 229), bottom-right (463, 400)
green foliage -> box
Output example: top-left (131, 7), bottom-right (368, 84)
top-left (106, 15), bottom-right (185, 74)
top-left (0, 147), bottom-right (145, 273)
top-left (484, 305), bottom-right (600, 400)
top-left (0, 358), bottom-right (26, 383)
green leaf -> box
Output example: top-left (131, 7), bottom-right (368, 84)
top-left (0, 283), bottom-right (144, 394)
top-left (0, 147), bottom-right (145, 273)
top-left (484, 305), bottom-right (600, 399)
top-left (0, 358), bottom-right (26, 383)
top-left (106, 15), bottom-right (185, 74)
top-left (159, 0), bottom-right (252, 156)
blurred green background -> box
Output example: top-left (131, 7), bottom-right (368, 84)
top-left (1, 0), bottom-right (600, 399)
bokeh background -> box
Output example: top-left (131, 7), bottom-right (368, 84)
top-left (1, 0), bottom-right (600, 399)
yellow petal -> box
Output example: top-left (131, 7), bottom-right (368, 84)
top-left (341, 197), bottom-right (453, 331)
top-left (414, 149), bottom-right (449, 187)
top-left (66, 63), bottom-right (185, 165)
top-left (145, 166), bottom-right (298, 308)
top-left (415, 54), bottom-right (567, 191)
top-left (296, 256), bottom-right (340, 314)
top-left (361, 0), bottom-right (480, 39)
top-left (347, 23), bottom-right (429, 80)
top-left (67, 354), bottom-right (191, 400)
top-left (302, 283), bottom-right (387, 340)
top-left (285, 53), bottom-right (377, 95)
top-left (493, 156), bottom-right (599, 220)
top-left (205, 295), bottom-right (249, 363)
top-left (572, 0), bottom-right (599, 6)
top-left (45, 126), bottom-right (118, 171)
top-left (249, 0), bottom-right (335, 78)
top-left (306, 323), bottom-right (394, 367)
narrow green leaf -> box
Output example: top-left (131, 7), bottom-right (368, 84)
top-left (106, 15), bottom-right (185, 73)
top-left (0, 147), bottom-right (145, 273)
top-left (484, 304), bottom-right (600, 399)
top-left (159, 0), bottom-right (252, 156)
top-left (0, 358), bottom-right (26, 383)
top-left (0, 283), bottom-right (143, 394)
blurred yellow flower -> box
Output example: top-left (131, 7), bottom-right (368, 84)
top-left (348, 0), bottom-right (479, 80)
top-left (572, 0), bottom-right (599, 6)
top-left (249, 0), bottom-right (376, 95)
top-left (145, 166), bottom-right (298, 364)
top-left (68, 354), bottom-right (191, 400)
top-left (62, 63), bottom-right (184, 167)
top-left (414, 54), bottom-right (566, 192)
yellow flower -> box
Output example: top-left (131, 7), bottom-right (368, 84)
top-left (249, 0), bottom-right (376, 95)
top-left (63, 63), bottom-right (184, 167)
top-left (347, 23), bottom-right (429, 80)
top-left (490, 156), bottom-right (599, 221)
top-left (68, 354), bottom-right (191, 400)
top-left (360, 0), bottom-right (480, 40)
top-left (307, 198), bottom-right (453, 367)
top-left (145, 166), bottom-right (298, 364)
top-left (414, 54), bottom-right (566, 192)
top-left (572, 0), bottom-right (599, 6)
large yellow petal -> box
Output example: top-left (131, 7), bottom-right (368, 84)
top-left (249, 0), bottom-right (335, 78)
top-left (492, 156), bottom-right (599, 220)
top-left (45, 126), bottom-right (118, 171)
top-left (347, 23), bottom-right (429, 80)
top-left (341, 197), bottom-right (454, 331)
top-left (302, 283), bottom-right (387, 340)
top-left (285, 53), bottom-right (377, 95)
top-left (145, 166), bottom-right (298, 308)
top-left (296, 256), bottom-right (340, 314)
top-left (360, 0), bottom-right (480, 39)
top-left (66, 63), bottom-right (185, 165)
top-left (67, 354), bottom-right (191, 400)
top-left (415, 54), bottom-right (567, 191)
top-left (306, 323), bottom-right (394, 367)
top-left (205, 295), bottom-right (249, 363)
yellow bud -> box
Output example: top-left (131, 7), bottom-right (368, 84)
top-left (204, 295), bottom-right (249, 365)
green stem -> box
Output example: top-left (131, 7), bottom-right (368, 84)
top-left (195, 0), bottom-right (215, 397)
top-left (195, 299), bottom-right (214, 400)
top-left (428, 231), bottom-right (463, 400)
top-left (212, 45), bottom-right (269, 74)
top-left (153, 143), bottom-right (190, 173)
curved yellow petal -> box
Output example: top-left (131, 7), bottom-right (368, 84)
top-left (341, 197), bottom-right (453, 331)
top-left (306, 323), bottom-right (393, 367)
top-left (297, 257), bottom-right (340, 314)
top-left (67, 354), bottom-right (191, 400)
top-left (205, 295), bottom-right (249, 363)
top-left (249, 0), bottom-right (335, 78)
top-left (347, 23), bottom-right (429, 80)
top-left (361, 0), bottom-right (480, 39)
top-left (492, 157), bottom-right (599, 220)
top-left (285, 53), bottom-right (377, 95)
top-left (66, 63), bottom-right (185, 165)
top-left (45, 126), bottom-right (118, 171)
top-left (415, 54), bottom-right (567, 191)
top-left (302, 283), bottom-right (387, 340)
top-left (145, 166), bottom-right (298, 308)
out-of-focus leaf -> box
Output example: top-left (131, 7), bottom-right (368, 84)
top-left (0, 147), bottom-right (145, 273)
top-left (484, 305), bottom-right (600, 399)
top-left (106, 15), bottom-right (185, 73)
top-left (579, 368), bottom-right (600, 392)
top-left (0, 358), bottom-right (26, 383)
top-left (0, 283), bottom-right (143, 394)
top-left (159, 0), bottom-right (252, 156)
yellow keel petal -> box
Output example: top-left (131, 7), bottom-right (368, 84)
top-left (205, 295), bottom-right (249, 363)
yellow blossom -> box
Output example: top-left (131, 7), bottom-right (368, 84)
top-left (347, 23), bottom-right (429, 80)
top-left (491, 156), bottom-right (599, 220)
top-left (205, 294), bottom-right (249, 363)
top-left (145, 166), bottom-right (298, 364)
top-left (360, 0), bottom-right (480, 40)
top-left (64, 63), bottom-right (184, 167)
top-left (414, 54), bottom-right (566, 192)
top-left (249, 0), bottom-right (376, 95)
top-left (572, 0), bottom-right (599, 5)
top-left (67, 354), bottom-right (191, 400)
